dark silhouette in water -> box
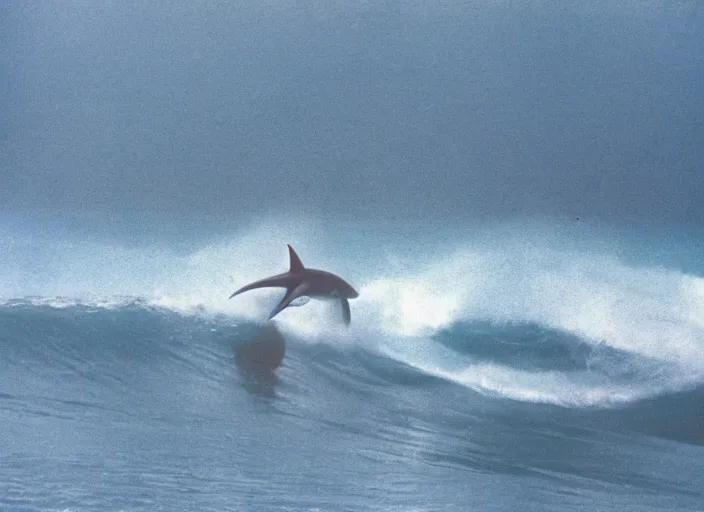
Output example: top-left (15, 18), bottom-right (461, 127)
top-left (229, 244), bottom-right (358, 325)
top-left (232, 323), bottom-right (285, 371)
top-left (232, 323), bottom-right (286, 396)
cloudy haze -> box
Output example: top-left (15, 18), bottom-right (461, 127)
top-left (2, 1), bottom-right (703, 224)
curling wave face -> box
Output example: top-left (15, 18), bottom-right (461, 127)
top-left (1, 217), bottom-right (703, 408)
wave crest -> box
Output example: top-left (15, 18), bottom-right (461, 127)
top-left (2, 219), bottom-right (703, 406)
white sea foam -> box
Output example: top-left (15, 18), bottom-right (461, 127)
top-left (2, 219), bottom-right (703, 406)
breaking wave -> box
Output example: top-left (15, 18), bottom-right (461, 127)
top-left (2, 217), bottom-right (703, 408)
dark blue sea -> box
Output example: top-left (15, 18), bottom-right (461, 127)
top-left (1, 217), bottom-right (703, 511)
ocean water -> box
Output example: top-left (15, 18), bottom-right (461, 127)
top-left (1, 217), bottom-right (703, 511)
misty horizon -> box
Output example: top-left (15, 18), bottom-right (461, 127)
top-left (2, 1), bottom-right (703, 225)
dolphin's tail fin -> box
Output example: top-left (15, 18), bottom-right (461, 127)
top-left (229, 274), bottom-right (290, 299)
top-left (288, 245), bottom-right (305, 273)
top-left (341, 298), bottom-right (351, 326)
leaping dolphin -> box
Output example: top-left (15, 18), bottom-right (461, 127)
top-left (229, 245), bottom-right (359, 325)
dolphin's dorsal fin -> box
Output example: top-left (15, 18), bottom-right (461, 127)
top-left (287, 244), bottom-right (305, 273)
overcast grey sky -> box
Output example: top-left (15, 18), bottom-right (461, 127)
top-left (2, 1), bottom-right (703, 224)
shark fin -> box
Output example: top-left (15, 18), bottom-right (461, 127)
top-left (288, 245), bottom-right (305, 273)
top-left (269, 282), bottom-right (309, 320)
top-left (341, 298), bottom-right (351, 326)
